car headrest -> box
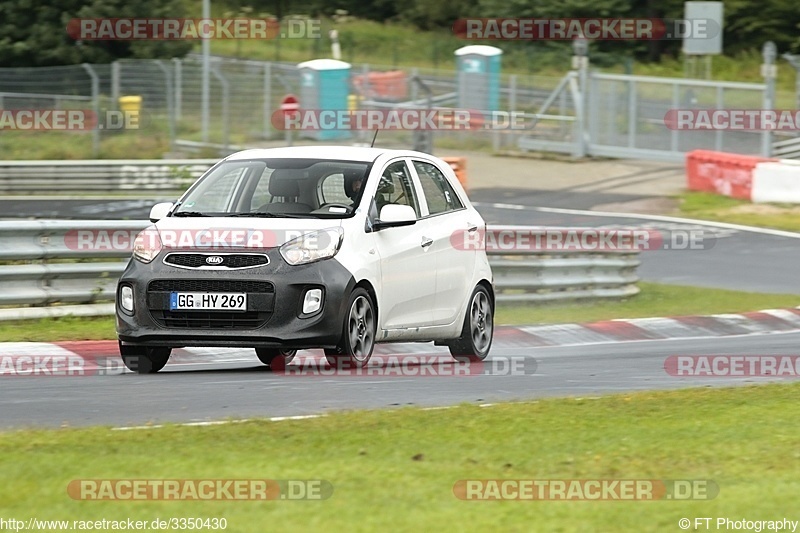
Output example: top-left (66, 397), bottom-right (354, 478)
top-left (268, 169), bottom-right (300, 197)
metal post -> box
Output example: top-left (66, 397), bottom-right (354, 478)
top-left (155, 61), bottom-right (175, 152)
top-left (627, 79), bottom-right (637, 149)
top-left (263, 62), bottom-right (272, 139)
top-left (671, 83), bottom-right (679, 152)
top-left (572, 37), bottom-right (589, 158)
top-left (173, 58), bottom-right (182, 123)
top-left (715, 85), bottom-right (724, 151)
top-left (211, 66), bottom-right (230, 153)
top-left (410, 67), bottom-right (418, 102)
top-left (508, 74), bottom-right (517, 150)
top-left (81, 64), bottom-right (100, 158)
top-left (201, 0), bottom-right (210, 143)
top-left (761, 42), bottom-right (777, 157)
top-left (111, 61), bottom-right (120, 104)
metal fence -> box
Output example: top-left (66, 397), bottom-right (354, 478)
top-left (0, 221), bottom-right (640, 319)
top-left (0, 52), bottom-right (794, 161)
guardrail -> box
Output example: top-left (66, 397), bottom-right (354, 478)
top-left (0, 221), bottom-right (640, 319)
top-left (0, 159), bottom-right (217, 194)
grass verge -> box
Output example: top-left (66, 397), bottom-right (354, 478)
top-left (1, 383), bottom-right (799, 530)
top-left (677, 191), bottom-right (800, 233)
top-left (0, 282), bottom-right (797, 342)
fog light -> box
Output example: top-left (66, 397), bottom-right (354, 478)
top-left (302, 288), bottom-right (323, 315)
top-left (120, 285), bottom-right (134, 313)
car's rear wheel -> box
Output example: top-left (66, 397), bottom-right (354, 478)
top-left (119, 342), bottom-right (172, 374)
top-left (255, 348), bottom-right (297, 367)
top-left (448, 285), bottom-right (493, 362)
top-left (324, 288), bottom-right (376, 369)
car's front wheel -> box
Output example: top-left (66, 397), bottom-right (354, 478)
top-left (119, 342), bottom-right (172, 374)
top-left (255, 348), bottom-right (297, 368)
top-left (448, 285), bottom-right (493, 361)
top-left (324, 288), bottom-right (376, 369)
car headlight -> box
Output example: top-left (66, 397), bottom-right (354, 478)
top-left (280, 227), bottom-right (343, 266)
top-left (133, 226), bottom-right (162, 263)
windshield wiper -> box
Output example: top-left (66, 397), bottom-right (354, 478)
top-left (226, 212), bottom-right (308, 218)
top-left (172, 211), bottom-right (210, 217)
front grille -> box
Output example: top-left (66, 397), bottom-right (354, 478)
top-left (165, 253), bottom-right (269, 269)
top-left (150, 310), bottom-right (269, 329)
top-left (148, 279), bottom-right (273, 293)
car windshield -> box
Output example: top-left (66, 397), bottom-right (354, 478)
top-left (172, 158), bottom-right (372, 218)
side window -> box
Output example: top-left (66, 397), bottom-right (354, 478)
top-left (413, 161), bottom-right (464, 216)
top-left (320, 173), bottom-right (350, 204)
top-left (376, 160), bottom-right (421, 217)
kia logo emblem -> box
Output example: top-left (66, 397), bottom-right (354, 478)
top-left (205, 256), bottom-right (224, 265)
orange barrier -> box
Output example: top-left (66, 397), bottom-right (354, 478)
top-left (686, 150), bottom-right (775, 200)
top-left (442, 157), bottom-right (467, 192)
top-left (352, 71), bottom-right (407, 100)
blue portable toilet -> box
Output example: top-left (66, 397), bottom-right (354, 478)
top-left (297, 59), bottom-right (351, 140)
top-left (455, 45), bottom-right (502, 112)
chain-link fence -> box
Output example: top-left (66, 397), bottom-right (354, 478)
top-left (0, 52), bottom-right (796, 160)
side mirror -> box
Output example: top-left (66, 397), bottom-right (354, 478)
top-left (374, 204), bottom-right (417, 230)
top-left (149, 202), bottom-right (174, 222)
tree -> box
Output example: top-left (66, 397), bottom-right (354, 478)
top-left (0, 0), bottom-right (193, 67)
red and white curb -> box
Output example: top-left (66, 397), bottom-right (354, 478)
top-left (1, 307), bottom-right (799, 373)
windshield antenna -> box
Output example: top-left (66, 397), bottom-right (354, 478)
top-left (370, 129), bottom-right (379, 148)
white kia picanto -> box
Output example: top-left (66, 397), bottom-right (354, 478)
top-left (116, 146), bottom-right (494, 373)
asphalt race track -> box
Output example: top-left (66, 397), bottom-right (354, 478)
top-left (0, 189), bottom-right (798, 429)
top-left (1, 331), bottom-right (798, 429)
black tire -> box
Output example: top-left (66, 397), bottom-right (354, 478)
top-left (255, 348), bottom-right (297, 367)
top-left (448, 285), bottom-right (494, 362)
top-left (324, 288), bottom-right (376, 369)
top-left (119, 342), bottom-right (172, 374)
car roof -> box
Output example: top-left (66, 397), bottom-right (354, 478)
top-left (224, 146), bottom-right (437, 164)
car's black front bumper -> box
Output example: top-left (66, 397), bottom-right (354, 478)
top-left (116, 250), bottom-right (356, 349)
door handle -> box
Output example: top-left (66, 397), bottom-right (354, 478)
top-left (421, 237), bottom-right (433, 248)
top-left (467, 224), bottom-right (478, 233)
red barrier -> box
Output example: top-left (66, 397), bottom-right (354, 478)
top-left (685, 150), bottom-right (775, 200)
top-left (352, 71), bottom-right (407, 100)
top-left (442, 157), bottom-right (468, 192)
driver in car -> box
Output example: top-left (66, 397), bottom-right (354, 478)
top-left (344, 170), bottom-right (364, 206)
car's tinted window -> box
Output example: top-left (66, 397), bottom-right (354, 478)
top-left (413, 160), bottom-right (463, 215)
top-left (376, 160), bottom-right (421, 217)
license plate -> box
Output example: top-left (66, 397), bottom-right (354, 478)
top-left (170, 292), bottom-right (247, 311)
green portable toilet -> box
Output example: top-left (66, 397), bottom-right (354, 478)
top-left (455, 45), bottom-right (502, 112)
top-left (297, 59), bottom-right (351, 140)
